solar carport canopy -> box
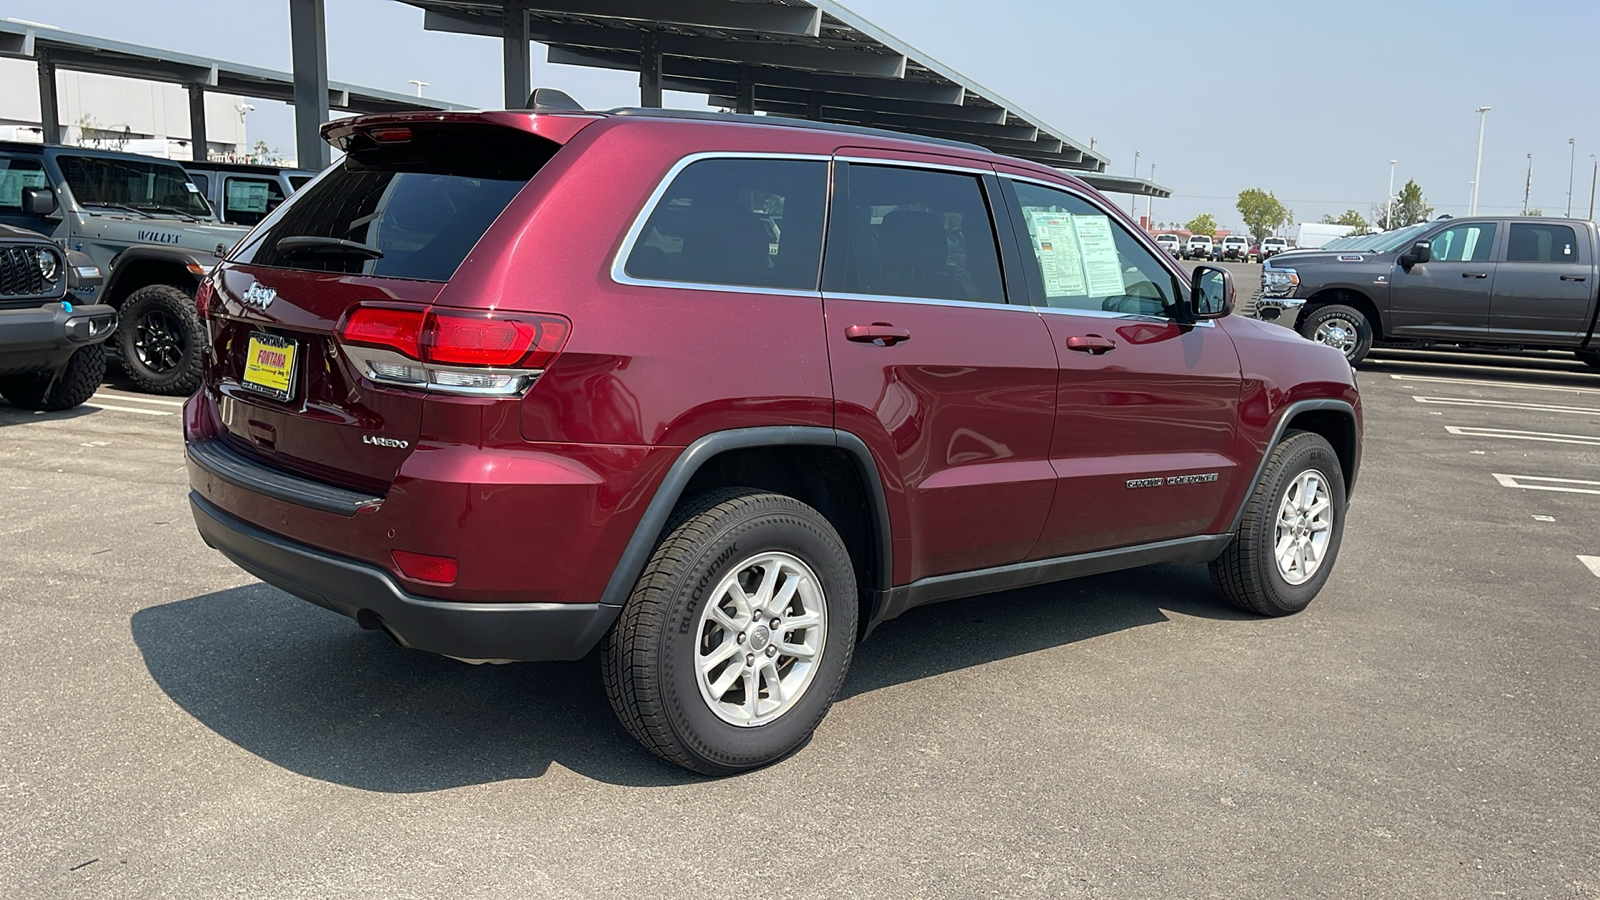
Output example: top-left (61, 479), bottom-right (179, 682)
top-left (409, 0), bottom-right (1167, 196)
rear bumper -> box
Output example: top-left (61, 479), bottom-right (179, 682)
top-left (190, 492), bottom-right (619, 661)
top-left (0, 302), bottom-right (116, 373)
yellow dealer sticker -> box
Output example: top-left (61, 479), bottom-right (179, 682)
top-left (241, 332), bottom-right (298, 402)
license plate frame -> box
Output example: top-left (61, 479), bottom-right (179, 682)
top-left (240, 331), bottom-right (299, 403)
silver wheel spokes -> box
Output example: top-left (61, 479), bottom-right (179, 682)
top-left (695, 551), bottom-right (827, 727)
top-left (1274, 470), bottom-right (1333, 585)
top-left (1312, 318), bottom-right (1358, 355)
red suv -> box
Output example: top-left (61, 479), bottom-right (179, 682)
top-left (185, 108), bottom-right (1361, 774)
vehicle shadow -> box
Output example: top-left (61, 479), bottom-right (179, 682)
top-left (131, 564), bottom-right (1244, 791)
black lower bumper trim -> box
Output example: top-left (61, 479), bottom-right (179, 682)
top-left (189, 492), bottom-right (619, 661)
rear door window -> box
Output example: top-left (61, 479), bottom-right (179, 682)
top-left (1506, 222), bottom-right (1580, 263)
top-left (223, 176), bottom-right (287, 226)
top-left (233, 124), bottom-right (561, 282)
top-left (624, 157), bottom-right (828, 291)
top-left (825, 163), bottom-right (1005, 303)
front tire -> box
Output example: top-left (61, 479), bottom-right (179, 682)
top-left (602, 490), bottom-right (858, 775)
top-left (0, 344), bottom-right (106, 411)
top-left (1210, 431), bottom-right (1347, 616)
top-left (115, 284), bottom-right (203, 395)
top-left (1298, 303), bottom-right (1373, 364)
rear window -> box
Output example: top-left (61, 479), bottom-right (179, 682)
top-left (233, 124), bottom-right (560, 282)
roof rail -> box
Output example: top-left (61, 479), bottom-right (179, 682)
top-left (607, 107), bottom-right (990, 154)
top-left (525, 88), bottom-right (584, 111)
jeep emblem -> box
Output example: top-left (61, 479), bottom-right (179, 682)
top-left (241, 281), bottom-right (276, 310)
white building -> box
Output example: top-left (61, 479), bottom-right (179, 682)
top-left (0, 57), bottom-right (249, 159)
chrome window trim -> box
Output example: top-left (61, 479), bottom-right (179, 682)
top-left (609, 151), bottom-right (832, 295)
top-left (998, 172), bottom-right (1215, 326)
top-left (821, 291), bottom-right (1036, 313)
top-left (833, 155), bottom-right (996, 177)
top-left (1033, 304), bottom-right (1215, 327)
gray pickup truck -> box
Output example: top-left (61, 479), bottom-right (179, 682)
top-left (0, 142), bottom-right (248, 394)
top-left (1256, 217), bottom-right (1600, 366)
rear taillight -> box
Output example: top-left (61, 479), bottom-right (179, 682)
top-left (335, 303), bottom-right (570, 396)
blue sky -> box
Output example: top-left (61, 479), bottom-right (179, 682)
top-left (5, 0), bottom-right (1599, 229)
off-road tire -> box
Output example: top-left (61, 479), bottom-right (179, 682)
top-left (601, 489), bottom-right (858, 775)
top-left (0, 344), bottom-right (106, 411)
top-left (1209, 431), bottom-right (1347, 616)
top-left (1298, 303), bottom-right (1373, 364)
top-left (116, 284), bottom-right (203, 395)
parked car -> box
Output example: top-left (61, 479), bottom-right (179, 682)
top-left (1209, 241), bottom-right (1225, 262)
top-left (1260, 237), bottom-right (1288, 260)
top-left (185, 106), bottom-right (1363, 775)
top-left (0, 223), bottom-right (113, 410)
top-left (1184, 234), bottom-right (1213, 259)
top-left (0, 143), bottom-right (248, 394)
top-left (1220, 235), bottom-right (1250, 261)
top-left (1257, 217), bottom-right (1600, 365)
top-left (181, 161), bottom-right (318, 228)
top-left (1154, 233), bottom-right (1182, 257)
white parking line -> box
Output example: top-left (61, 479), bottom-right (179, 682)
top-left (90, 391), bottom-right (185, 407)
top-left (1415, 396), bottom-right (1600, 416)
top-left (1579, 556), bottom-right (1600, 577)
top-left (1444, 425), bottom-right (1600, 446)
top-left (1391, 373), bottom-right (1600, 395)
top-left (81, 403), bottom-right (171, 417)
top-left (1492, 473), bottom-right (1600, 495)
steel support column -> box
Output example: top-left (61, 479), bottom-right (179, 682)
top-left (502, 0), bottom-right (530, 108)
top-left (289, 0), bottom-right (330, 168)
top-left (186, 85), bottom-right (207, 161)
top-left (639, 32), bottom-right (662, 108)
top-left (735, 69), bottom-right (755, 115)
top-left (36, 50), bottom-right (59, 143)
top-left (806, 90), bottom-right (822, 121)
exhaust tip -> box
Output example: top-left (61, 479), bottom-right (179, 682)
top-left (355, 608), bottom-right (412, 648)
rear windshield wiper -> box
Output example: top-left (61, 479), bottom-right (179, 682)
top-left (274, 235), bottom-right (384, 260)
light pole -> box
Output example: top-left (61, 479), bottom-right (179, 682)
top-left (1147, 162), bottom-right (1156, 229)
top-left (1131, 149), bottom-right (1140, 216)
top-left (1470, 106), bottom-right (1491, 215)
top-left (1567, 138), bottom-right (1576, 217)
top-left (409, 79), bottom-right (429, 98)
top-left (1523, 153), bottom-right (1532, 216)
top-left (1387, 159), bottom-right (1397, 229)
top-left (1590, 154), bottom-right (1597, 221)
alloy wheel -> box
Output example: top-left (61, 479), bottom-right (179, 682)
top-left (1274, 469), bottom-right (1333, 585)
top-left (694, 551), bottom-right (828, 727)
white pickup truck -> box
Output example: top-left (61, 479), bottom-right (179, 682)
top-left (1184, 234), bottom-right (1213, 260)
top-left (1221, 235), bottom-right (1251, 261)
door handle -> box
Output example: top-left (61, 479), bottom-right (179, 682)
top-left (1561, 274), bottom-right (1587, 282)
top-left (1461, 272), bottom-right (1488, 279)
top-left (1065, 334), bottom-right (1117, 354)
top-left (845, 323), bottom-right (912, 346)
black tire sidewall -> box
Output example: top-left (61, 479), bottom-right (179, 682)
top-left (1248, 436), bottom-right (1347, 613)
top-left (116, 284), bottom-right (203, 395)
top-left (1299, 304), bottom-right (1373, 364)
top-left (657, 508), bottom-right (857, 772)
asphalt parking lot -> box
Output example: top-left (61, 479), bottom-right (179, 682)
top-left (3, 338), bottom-right (1598, 898)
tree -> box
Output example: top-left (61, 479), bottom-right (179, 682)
top-left (1321, 209), bottom-right (1370, 232)
top-left (1236, 189), bottom-right (1291, 241)
top-left (1184, 214), bottom-right (1218, 236)
top-left (1392, 179), bottom-right (1433, 227)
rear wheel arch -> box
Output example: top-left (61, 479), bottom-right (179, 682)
top-left (602, 428), bottom-right (894, 640)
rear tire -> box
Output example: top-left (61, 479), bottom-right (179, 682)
top-left (1298, 303), bottom-right (1373, 364)
top-left (0, 344), bottom-right (106, 411)
top-left (601, 489), bottom-right (857, 775)
top-left (1210, 431), bottom-right (1347, 616)
top-left (116, 284), bottom-right (203, 396)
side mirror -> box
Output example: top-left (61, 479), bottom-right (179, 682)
top-left (1189, 265), bottom-right (1234, 319)
top-left (1399, 240), bottom-right (1432, 267)
top-left (20, 186), bottom-right (57, 216)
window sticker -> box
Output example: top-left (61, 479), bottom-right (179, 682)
top-left (1071, 214), bottom-right (1128, 297)
top-left (226, 179), bottom-right (270, 213)
top-left (1024, 209), bottom-right (1087, 297)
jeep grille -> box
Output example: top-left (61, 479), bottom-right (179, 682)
top-left (0, 245), bottom-right (59, 299)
